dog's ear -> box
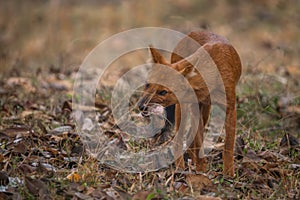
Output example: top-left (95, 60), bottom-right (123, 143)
top-left (149, 45), bottom-right (168, 65)
top-left (175, 57), bottom-right (198, 76)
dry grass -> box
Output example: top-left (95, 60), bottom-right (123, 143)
top-left (0, 0), bottom-right (299, 199)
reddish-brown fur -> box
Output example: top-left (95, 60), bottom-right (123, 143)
top-left (138, 31), bottom-right (242, 176)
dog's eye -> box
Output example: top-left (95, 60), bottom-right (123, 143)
top-left (158, 90), bottom-right (167, 96)
top-left (145, 83), bottom-right (150, 89)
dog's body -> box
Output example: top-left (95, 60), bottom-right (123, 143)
top-left (138, 31), bottom-right (242, 176)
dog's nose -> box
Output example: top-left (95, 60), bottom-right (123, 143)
top-left (138, 98), bottom-right (148, 112)
top-left (139, 104), bottom-right (145, 111)
top-left (138, 101), bottom-right (146, 111)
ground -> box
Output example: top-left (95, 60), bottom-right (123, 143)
top-left (0, 0), bottom-right (299, 199)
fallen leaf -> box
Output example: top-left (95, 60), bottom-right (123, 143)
top-left (280, 133), bottom-right (299, 147)
top-left (85, 186), bottom-right (95, 195)
top-left (174, 181), bottom-right (189, 193)
top-left (132, 191), bottom-right (151, 200)
top-left (43, 147), bottom-right (59, 156)
top-left (0, 126), bottom-right (30, 138)
top-left (286, 106), bottom-right (300, 115)
top-left (0, 192), bottom-right (15, 199)
top-left (13, 141), bottom-right (27, 154)
top-left (242, 149), bottom-right (263, 163)
top-left (71, 103), bottom-right (101, 112)
top-left (75, 192), bottom-right (93, 200)
top-left (257, 151), bottom-right (277, 163)
top-left (103, 187), bottom-right (122, 199)
top-left (39, 186), bottom-right (52, 200)
top-left (186, 174), bottom-right (212, 192)
top-left (195, 195), bottom-right (222, 200)
top-left (241, 159), bottom-right (261, 172)
top-left (20, 110), bottom-right (42, 118)
top-left (64, 182), bottom-right (81, 196)
top-left (0, 154), bottom-right (4, 162)
top-left (289, 164), bottom-right (300, 170)
top-left (43, 75), bottom-right (73, 91)
top-left (67, 171), bottom-right (81, 182)
top-left (49, 126), bottom-right (73, 135)
top-left (71, 144), bottom-right (84, 155)
top-left (286, 65), bottom-right (300, 77)
top-left (258, 150), bottom-right (289, 162)
top-left (0, 171), bottom-right (9, 186)
top-left (82, 118), bottom-right (95, 131)
top-left (262, 162), bottom-right (286, 178)
top-left (0, 86), bottom-right (7, 95)
top-left (37, 163), bottom-right (56, 174)
top-left (18, 164), bottom-right (36, 175)
top-left (235, 136), bottom-right (245, 160)
top-left (7, 77), bottom-right (36, 92)
top-left (62, 100), bottom-right (72, 112)
top-left (25, 176), bottom-right (48, 196)
top-left (0, 132), bottom-right (9, 140)
top-left (91, 188), bottom-right (114, 200)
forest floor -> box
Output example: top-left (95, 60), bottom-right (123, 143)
top-left (0, 1), bottom-right (299, 199)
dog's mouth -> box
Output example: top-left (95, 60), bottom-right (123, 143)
top-left (140, 110), bottom-right (150, 117)
top-left (140, 105), bottom-right (165, 117)
top-left (149, 105), bottom-right (165, 115)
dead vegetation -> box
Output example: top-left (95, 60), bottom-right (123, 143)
top-left (0, 0), bottom-right (299, 199)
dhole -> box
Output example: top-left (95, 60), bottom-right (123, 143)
top-left (138, 30), bottom-right (242, 176)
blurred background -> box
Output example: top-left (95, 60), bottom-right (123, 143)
top-left (0, 0), bottom-right (299, 76)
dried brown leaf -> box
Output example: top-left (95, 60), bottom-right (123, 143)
top-left (7, 77), bottom-right (36, 92)
top-left (132, 191), bottom-right (151, 200)
top-left (43, 147), bottom-right (59, 156)
top-left (286, 105), bottom-right (300, 114)
top-left (235, 136), bottom-right (245, 160)
top-left (195, 195), bottom-right (222, 200)
top-left (18, 164), bottom-right (36, 175)
top-left (75, 192), bottom-right (93, 200)
top-left (186, 174), bottom-right (212, 192)
top-left (24, 176), bottom-right (48, 196)
top-left (62, 100), bottom-right (72, 112)
top-left (44, 76), bottom-right (72, 91)
top-left (71, 103), bottom-right (101, 112)
top-left (20, 110), bottom-right (44, 118)
top-left (67, 171), bottom-right (81, 182)
top-left (91, 188), bottom-right (114, 200)
top-left (258, 150), bottom-right (289, 162)
top-left (0, 126), bottom-right (30, 138)
top-left (103, 187), bottom-right (122, 199)
top-left (13, 142), bottom-right (27, 154)
top-left (280, 133), bottom-right (299, 147)
top-left (49, 126), bottom-right (73, 135)
top-left (85, 186), bottom-right (95, 195)
top-left (286, 65), bottom-right (300, 77)
top-left (174, 181), bottom-right (189, 193)
top-left (0, 171), bottom-right (9, 186)
top-left (243, 149), bottom-right (263, 163)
